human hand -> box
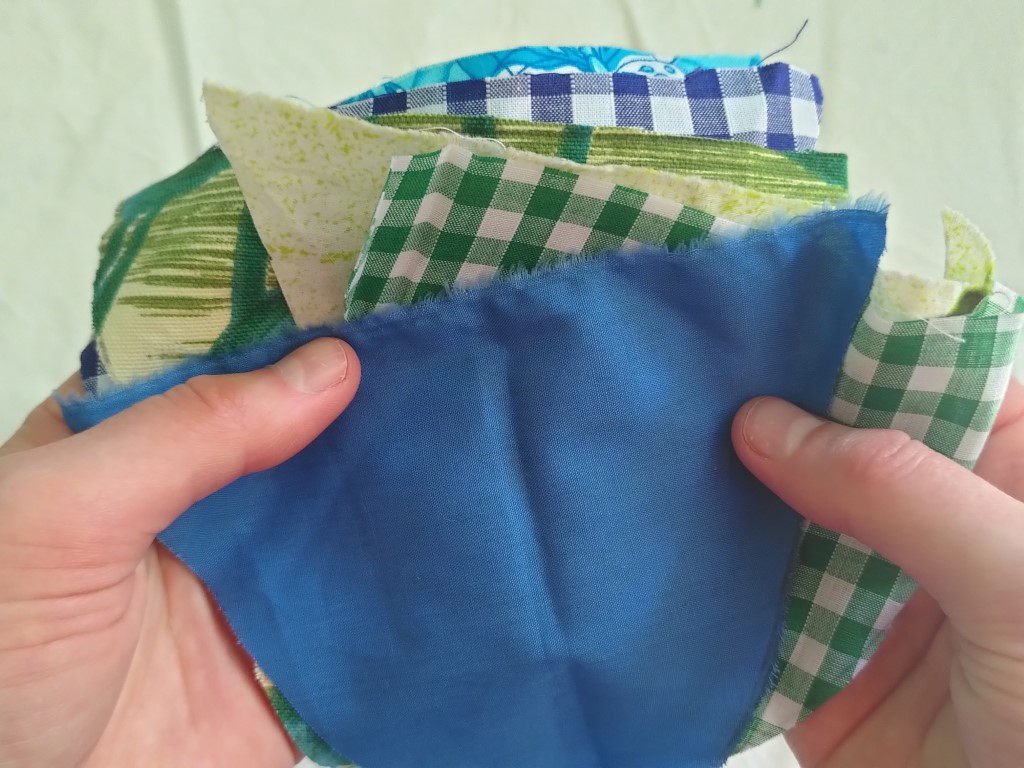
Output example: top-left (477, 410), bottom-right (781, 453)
top-left (0, 338), bottom-right (360, 767)
top-left (733, 379), bottom-right (1024, 767)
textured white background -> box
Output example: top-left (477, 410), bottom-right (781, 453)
top-left (2, 2), bottom-right (1023, 764)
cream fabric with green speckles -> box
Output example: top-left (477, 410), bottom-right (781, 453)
top-left (869, 209), bottom-right (995, 321)
top-left (944, 207), bottom-right (995, 291)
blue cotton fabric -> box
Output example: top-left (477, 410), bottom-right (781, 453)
top-left (62, 208), bottom-right (885, 768)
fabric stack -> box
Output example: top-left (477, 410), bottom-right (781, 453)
top-left (70, 47), bottom-right (1024, 767)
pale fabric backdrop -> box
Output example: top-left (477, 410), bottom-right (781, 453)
top-left (3, 2), bottom-right (1023, 765)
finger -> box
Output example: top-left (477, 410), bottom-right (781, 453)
top-left (0, 338), bottom-right (359, 563)
top-left (0, 374), bottom-right (84, 456)
top-left (732, 397), bottom-right (1024, 625)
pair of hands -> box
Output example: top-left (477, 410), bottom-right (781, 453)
top-left (0, 337), bottom-right (1021, 766)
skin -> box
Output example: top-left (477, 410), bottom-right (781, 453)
top-left (0, 340), bottom-right (1020, 767)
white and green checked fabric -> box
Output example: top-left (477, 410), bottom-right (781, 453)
top-left (344, 144), bottom-right (742, 320)
top-left (742, 283), bottom-right (1024, 748)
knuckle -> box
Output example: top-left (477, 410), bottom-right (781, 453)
top-left (20, 400), bottom-right (52, 431)
top-left (1, 402), bottom-right (55, 454)
top-left (0, 459), bottom-right (18, 509)
top-left (158, 374), bottom-right (249, 438)
top-left (838, 428), bottom-right (939, 487)
top-left (0, 454), bottom-right (43, 514)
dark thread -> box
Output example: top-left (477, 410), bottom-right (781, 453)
top-left (762, 19), bottom-right (810, 62)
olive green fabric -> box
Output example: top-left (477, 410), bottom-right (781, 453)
top-left (369, 113), bottom-right (847, 202)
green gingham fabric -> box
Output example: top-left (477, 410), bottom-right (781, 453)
top-left (741, 284), bottom-right (1024, 748)
top-left (345, 143), bottom-right (743, 320)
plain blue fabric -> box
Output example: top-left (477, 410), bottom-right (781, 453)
top-left (63, 208), bottom-right (885, 768)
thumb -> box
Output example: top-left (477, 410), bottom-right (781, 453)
top-left (0, 337), bottom-right (360, 564)
top-left (732, 397), bottom-right (1024, 627)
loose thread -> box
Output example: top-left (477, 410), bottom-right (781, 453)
top-left (915, 317), bottom-right (966, 344)
top-left (420, 126), bottom-right (507, 150)
top-left (284, 94), bottom-right (320, 109)
top-left (762, 19), bottom-right (810, 62)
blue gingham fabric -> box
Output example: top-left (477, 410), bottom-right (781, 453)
top-left (336, 46), bottom-right (761, 105)
top-left (332, 62), bottom-right (824, 150)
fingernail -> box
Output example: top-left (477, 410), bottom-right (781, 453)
top-left (742, 397), bottom-right (824, 460)
top-left (274, 338), bottom-right (349, 393)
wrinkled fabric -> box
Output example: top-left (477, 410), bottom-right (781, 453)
top-left (63, 209), bottom-right (883, 768)
top-left (334, 63), bottom-right (823, 150)
top-left (338, 46), bottom-right (760, 104)
top-left (369, 114), bottom-right (848, 201)
top-left (346, 144), bottom-right (742, 319)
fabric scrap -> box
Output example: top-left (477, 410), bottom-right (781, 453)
top-left (63, 207), bottom-right (884, 768)
top-left (369, 114), bottom-right (848, 200)
top-left (943, 207), bottom-right (995, 313)
top-left (333, 63), bottom-right (824, 150)
top-left (339, 46), bottom-right (760, 104)
top-left (345, 144), bottom-right (742, 319)
top-left (866, 271), bottom-right (970, 322)
top-left (868, 209), bottom-right (997, 321)
top-left (92, 146), bottom-right (293, 383)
